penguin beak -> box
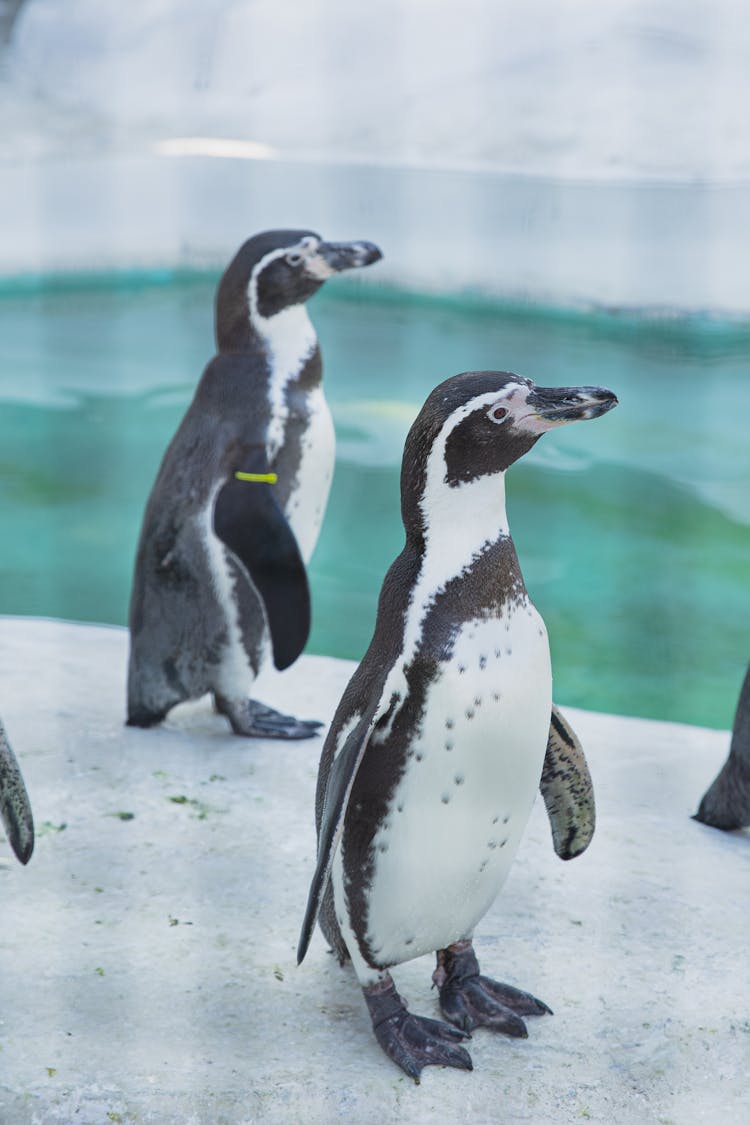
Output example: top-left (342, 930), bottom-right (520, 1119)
top-left (316, 240), bottom-right (383, 272)
top-left (522, 384), bottom-right (618, 430)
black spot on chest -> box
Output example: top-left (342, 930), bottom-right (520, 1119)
top-left (336, 536), bottom-right (529, 965)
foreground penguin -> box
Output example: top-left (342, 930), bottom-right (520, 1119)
top-left (298, 370), bottom-right (617, 1079)
top-left (694, 659), bottom-right (750, 829)
top-left (0, 717), bottom-right (34, 864)
top-left (127, 230), bottom-right (381, 738)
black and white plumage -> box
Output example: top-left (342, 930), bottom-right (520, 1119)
top-left (0, 717), bottom-right (34, 865)
top-left (298, 370), bottom-right (617, 1080)
top-left (127, 230), bottom-right (381, 738)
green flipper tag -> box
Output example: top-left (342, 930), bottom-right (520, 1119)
top-left (235, 471), bottom-right (278, 484)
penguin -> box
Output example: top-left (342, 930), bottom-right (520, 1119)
top-left (127, 230), bottom-right (382, 738)
top-left (0, 717), bottom-right (34, 865)
top-left (694, 659), bottom-right (750, 830)
top-left (298, 370), bottom-right (617, 1080)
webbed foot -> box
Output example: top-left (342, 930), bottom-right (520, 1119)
top-left (214, 695), bottom-right (323, 740)
top-left (126, 705), bottom-right (170, 729)
top-left (434, 940), bottom-right (551, 1036)
top-left (363, 974), bottom-right (472, 1083)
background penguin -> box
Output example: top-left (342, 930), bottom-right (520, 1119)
top-left (694, 659), bottom-right (750, 829)
top-left (127, 230), bottom-right (382, 738)
top-left (0, 716), bottom-right (34, 864)
top-left (298, 369), bottom-right (617, 1080)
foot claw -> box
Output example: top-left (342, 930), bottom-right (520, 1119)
top-left (215, 697), bottom-right (324, 740)
top-left (364, 977), bottom-right (473, 1081)
top-left (374, 1011), bottom-right (474, 1081)
top-left (440, 976), bottom-right (529, 1036)
top-left (435, 942), bottom-right (551, 1036)
top-left (478, 975), bottom-right (553, 1018)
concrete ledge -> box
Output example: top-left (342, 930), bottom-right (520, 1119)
top-left (1, 617), bottom-right (748, 1123)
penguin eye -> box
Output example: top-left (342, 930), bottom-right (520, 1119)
top-left (488, 405), bottom-right (509, 424)
top-left (285, 251), bottom-right (304, 267)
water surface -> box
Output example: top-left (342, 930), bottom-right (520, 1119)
top-left (1, 271), bottom-right (748, 728)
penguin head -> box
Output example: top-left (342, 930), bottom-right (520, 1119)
top-left (402, 370), bottom-right (617, 536)
top-left (216, 229), bottom-right (382, 351)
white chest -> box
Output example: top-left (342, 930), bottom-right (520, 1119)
top-left (251, 304), bottom-right (333, 563)
top-left (358, 604), bottom-right (552, 967)
top-left (283, 386), bottom-right (335, 564)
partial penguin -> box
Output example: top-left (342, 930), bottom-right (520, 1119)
top-left (298, 370), bottom-right (617, 1080)
top-left (127, 230), bottom-right (382, 738)
top-left (694, 659), bottom-right (750, 830)
top-left (0, 716), bottom-right (34, 864)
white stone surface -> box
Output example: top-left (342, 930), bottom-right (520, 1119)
top-left (1, 616), bottom-right (748, 1124)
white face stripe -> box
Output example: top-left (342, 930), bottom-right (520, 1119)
top-left (247, 243), bottom-right (318, 459)
top-left (247, 244), bottom-right (291, 317)
top-left (417, 387), bottom-right (512, 597)
top-left (247, 236), bottom-right (335, 298)
top-left (483, 380), bottom-right (539, 427)
top-left (284, 234), bottom-right (336, 279)
top-left (289, 234), bottom-right (337, 279)
top-left (422, 386), bottom-right (510, 514)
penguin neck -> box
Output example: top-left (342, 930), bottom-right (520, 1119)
top-left (384, 471), bottom-right (516, 703)
top-left (250, 300), bottom-right (318, 376)
top-left (413, 467), bottom-right (511, 591)
top-left (216, 291), bottom-right (319, 383)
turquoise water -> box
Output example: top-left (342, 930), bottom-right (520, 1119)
top-left (1, 271), bottom-right (749, 729)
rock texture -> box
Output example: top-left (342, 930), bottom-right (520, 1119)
top-left (1, 617), bottom-right (748, 1124)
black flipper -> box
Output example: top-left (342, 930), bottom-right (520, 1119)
top-left (213, 451), bottom-right (310, 671)
top-left (0, 719), bottom-right (35, 865)
top-left (297, 705), bottom-right (381, 964)
top-left (540, 704), bottom-right (595, 860)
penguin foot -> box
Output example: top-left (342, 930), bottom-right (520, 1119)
top-left (363, 974), bottom-right (472, 1083)
top-left (214, 695), bottom-right (324, 740)
top-left (693, 761), bottom-right (750, 831)
top-left (126, 706), bottom-right (169, 729)
top-left (434, 940), bottom-right (552, 1036)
